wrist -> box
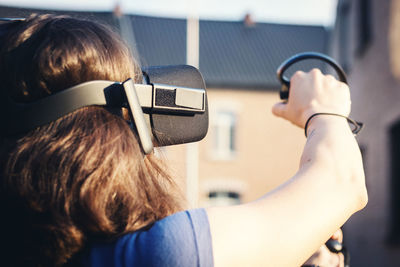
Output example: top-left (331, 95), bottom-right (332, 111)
top-left (305, 114), bottom-right (350, 138)
top-left (304, 113), bottom-right (363, 138)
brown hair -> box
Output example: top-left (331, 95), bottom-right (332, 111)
top-left (0, 14), bottom-right (183, 266)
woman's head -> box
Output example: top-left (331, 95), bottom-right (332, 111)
top-left (0, 14), bottom-right (183, 266)
top-left (0, 14), bottom-right (141, 101)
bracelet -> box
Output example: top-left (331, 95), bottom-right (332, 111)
top-left (304, 112), bottom-right (364, 137)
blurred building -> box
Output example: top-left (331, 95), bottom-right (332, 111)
top-left (128, 14), bottom-right (329, 206)
top-left (331, 0), bottom-right (400, 266)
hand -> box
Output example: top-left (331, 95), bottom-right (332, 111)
top-left (303, 229), bottom-right (345, 267)
top-left (272, 69), bottom-right (351, 128)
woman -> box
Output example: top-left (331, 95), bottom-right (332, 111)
top-left (0, 14), bottom-right (367, 266)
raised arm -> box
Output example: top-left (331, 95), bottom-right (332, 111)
top-left (206, 69), bottom-right (367, 267)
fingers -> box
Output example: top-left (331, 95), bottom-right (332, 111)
top-left (272, 68), bottom-right (351, 127)
top-left (331, 229), bottom-right (343, 243)
top-left (290, 70), bottom-right (306, 84)
top-left (303, 244), bottom-right (343, 267)
top-left (271, 102), bottom-right (286, 118)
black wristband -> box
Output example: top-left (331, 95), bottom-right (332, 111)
top-left (304, 112), bottom-right (364, 137)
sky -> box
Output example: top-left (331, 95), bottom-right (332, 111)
top-left (0, 0), bottom-right (338, 26)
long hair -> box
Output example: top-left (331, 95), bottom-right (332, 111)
top-left (0, 14), bottom-right (183, 266)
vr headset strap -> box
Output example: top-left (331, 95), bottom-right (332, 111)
top-left (123, 79), bottom-right (154, 154)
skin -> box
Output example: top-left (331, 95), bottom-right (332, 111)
top-left (303, 229), bottom-right (344, 267)
top-left (206, 69), bottom-right (367, 267)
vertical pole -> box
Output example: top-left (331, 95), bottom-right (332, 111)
top-left (186, 1), bottom-right (200, 208)
top-left (114, 1), bottom-right (140, 61)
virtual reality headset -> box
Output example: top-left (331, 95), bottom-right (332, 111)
top-left (1, 64), bottom-right (209, 154)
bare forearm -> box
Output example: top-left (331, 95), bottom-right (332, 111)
top-left (257, 116), bottom-right (366, 265)
top-left (300, 115), bottom-right (366, 213)
top-left (208, 117), bottom-right (367, 267)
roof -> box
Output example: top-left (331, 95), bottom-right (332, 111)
top-left (128, 15), bottom-right (329, 89)
top-left (0, 5), bottom-right (330, 90)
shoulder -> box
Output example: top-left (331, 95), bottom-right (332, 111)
top-left (83, 209), bottom-right (213, 267)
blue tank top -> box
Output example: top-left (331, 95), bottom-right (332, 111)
top-left (81, 208), bottom-right (214, 267)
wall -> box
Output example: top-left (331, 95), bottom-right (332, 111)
top-left (164, 89), bottom-right (306, 208)
top-left (332, 0), bottom-right (400, 265)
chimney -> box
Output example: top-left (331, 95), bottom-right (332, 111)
top-left (113, 2), bottom-right (123, 18)
top-left (243, 13), bottom-right (255, 27)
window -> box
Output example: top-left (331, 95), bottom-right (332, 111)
top-left (201, 179), bottom-right (246, 207)
top-left (357, 0), bottom-right (372, 56)
top-left (389, 120), bottom-right (400, 245)
top-left (207, 190), bottom-right (241, 206)
top-left (337, 0), bottom-right (351, 72)
top-left (212, 110), bottom-right (236, 160)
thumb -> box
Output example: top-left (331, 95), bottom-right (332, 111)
top-left (272, 102), bottom-right (287, 118)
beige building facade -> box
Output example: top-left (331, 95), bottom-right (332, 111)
top-left (165, 89), bottom-right (306, 207)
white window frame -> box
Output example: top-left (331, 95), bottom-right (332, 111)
top-left (213, 110), bottom-right (236, 159)
top-left (201, 178), bottom-right (247, 207)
